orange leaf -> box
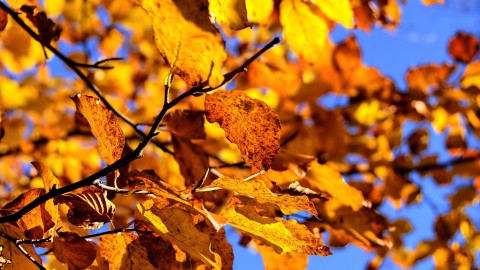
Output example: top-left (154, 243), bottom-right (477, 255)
top-left (198, 176), bottom-right (317, 216)
top-left (333, 35), bottom-right (362, 77)
top-left (405, 64), bottom-right (455, 96)
top-left (53, 232), bottom-right (97, 270)
top-left (448, 32), bottom-right (479, 63)
top-left (99, 232), bottom-right (156, 270)
top-left (0, 223), bottom-right (42, 269)
top-left (164, 110), bottom-right (206, 139)
top-left (71, 94), bottom-right (125, 165)
top-left (135, 0), bottom-right (226, 87)
top-left (54, 187), bottom-right (115, 229)
top-left (204, 90), bottom-right (281, 170)
top-left (0, 189), bottom-right (54, 239)
top-left (171, 134), bottom-right (209, 187)
top-left (209, 0), bottom-right (250, 30)
top-left (304, 162), bottom-right (364, 211)
top-left (255, 243), bottom-right (308, 270)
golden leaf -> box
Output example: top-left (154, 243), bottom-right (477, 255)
top-left (280, 0), bottom-right (328, 63)
top-left (255, 243), bottom-right (308, 270)
top-left (204, 90), bottom-right (281, 171)
top-left (99, 232), bottom-right (156, 270)
top-left (461, 60), bottom-right (480, 89)
top-left (135, 199), bottom-right (224, 269)
top-left (0, 223), bottom-right (41, 269)
top-left (219, 199), bottom-right (330, 255)
top-left (135, 0), bottom-right (226, 87)
top-left (304, 162), bottom-right (364, 211)
top-left (31, 161), bottom-right (60, 233)
top-left (310, 0), bottom-right (354, 28)
top-left (209, 0), bottom-right (250, 30)
top-left (421, 0), bottom-right (444, 5)
top-left (71, 94), bottom-right (125, 165)
top-left (245, 0), bottom-right (273, 24)
top-left (53, 232), bottom-right (97, 270)
top-left (199, 176), bottom-right (317, 216)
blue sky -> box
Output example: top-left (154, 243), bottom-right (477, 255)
top-left (233, 1), bottom-right (480, 269)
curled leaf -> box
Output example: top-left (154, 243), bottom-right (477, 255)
top-left (205, 90), bottom-right (281, 170)
top-left (54, 188), bottom-right (115, 229)
top-left (53, 232), bottom-right (97, 270)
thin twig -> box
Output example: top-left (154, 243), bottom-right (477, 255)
top-left (69, 57), bottom-right (124, 70)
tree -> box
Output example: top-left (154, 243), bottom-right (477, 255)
top-left (0, 0), bottom-right (478, 269)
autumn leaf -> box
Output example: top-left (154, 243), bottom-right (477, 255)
top-left (198, 176), bottom-right (318, 216)
top-left (171, 134), bottom-right (209, 187)
top-left (31, 161), bottom-right (60, 234)
top-left (255, 243), bottom-right (308, 270)
top-left (0, 9), bottom-right (7, 32)
top-left (164, 110), bottom-right (206, 139)
top-left (209, 0), bottom-right (250, 30)
top-left (219, 198), bottom-right (331, 255)
top-left (135, 199), bottom-right (224, 269)
top-left (99, 232), bottom-right (156, 270)
top-left (72, 94), bottom-right (125, 165)
top-left (204, 90), bottom-right (281, 171)
top-left (0, 223), bottom-right (42, 269)
top-left (303, 162), bottom-right (364, 211)
top-left (53, 231), bottom-right (97, 270)
top-left (311, 0), bottom-right (354, 29)
top-left (0, 189), bottom-right (54, 239)
top-left (20, 5), bottom-right (62, 46)
top-left (405, 64), bottom-right (455, 96)
top-left (54, 187), bottom-right (115, 229)
top-left (333, 35), bottom-right (362, 77)
top-left (245, 0), bottom-right (273, 24)
top-left (280, 0), bottom-right (328, 63)
top-left (448, 32), bottom-right (479, 63)
top-left (134, 0), bottom-right (226, 87)
top-left (421, 0), bottom-right (444, 5)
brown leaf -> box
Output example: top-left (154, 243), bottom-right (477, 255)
top-left (0, 9), bottom-right (7, 32)
top-left (205, 90), bottom-right (281, 170)
top-left (303, 162), bottom-right (364, 211)
top-left (198, 176), bottom-right (317, 217)
top-left (172, 134), bottom-right (209, 187)
top-left (0, 189), bottom-right (54, 239)
top-left (53, 231), bottom-right (97, 270)
top-left (20, 5), bottom-right (62, 46)
top-left (405, 64), bottom-right (456, 97)
top-left (164, 110), bottom-right (206, 139)
top-left (54, 188), bottom-right (115, 230)
top-left (0, 223), bottom-right (42, 269)
top-left (333, 35), bottom-right (362, 78)
top-left (99, 232), bottom-right (156, 270)
top-left (448, 31), bottom-right (479, 63)
top-left (71, 94), bottom-right (125, 165)
top-left (135, 0), bottom-right (226, 87)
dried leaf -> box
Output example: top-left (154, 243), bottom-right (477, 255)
top-left (54, 188), bottom-right (115, 229)
top-left (280, 0), bottom-right (328, 63)
top-left (448, 31), bottom-right (479, 63)
top-left (53, 232), bottom-right (97, 270)
top-left (205, 90), bottom-right (281, 171)
top-left (135, 0), bottom-right (226, 87)
top-left (255, 243), bottom-right (308, 270)
top-left (0, 189), bottom-right (54, 239)
top-left (172, 134), bottom-right (209, 187)
top-left (220, 198), bottom-right (330, 255)
top-left (99, 232), bottom-right (156, 270)
top-left (20, 5), bottom-right (62, 45)
top-left (0, 9), bottom-right (6, 32)
top-left (164, 110), bottom-right (206, 139)
top-left (135, 199), bottom-right (224, 269)
top-left (71, 94), bottom-right (125, 165)
top-left (405, 64), bottom-right (455, 96)
top-left (199, 176), bottom-right (317, 216)
top-left (311, 0), bottom-right (354, 28)
top-left (0, 223), bottom-right (41, 269)
top-left (333, 35), bottom-right (361, 77)
top-left (304, 162), bottom-right (364, 211)
top-left (209, 0), bottom-right (250, 30)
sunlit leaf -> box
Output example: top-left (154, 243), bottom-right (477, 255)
top-left (198, 176), bottom-right (317, 216)
top-left (310, 0), bottom-right (354, 28)
top-left (134, 0), bottom-right (226, 87)
top-left (245, 0), bottom-right (273, 24)
top-left (205, 90), bottom-right (281, 171)
top-left (72, 94), bottom-right (125, 165)
top-left (53, 231), bottom-right (97, 270)
top-left (255, 243), bottom-right (308, 270)
top-left (209, 0), bottom-right (249, 30)
top-left (280, 0), bottom-right (328, 63)
top-left (0, 223), bottom-right (42, 269)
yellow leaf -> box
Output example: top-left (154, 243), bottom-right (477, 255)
top-left (220, 199), bottom-right (331, 255)
top-left (135, 0), bottom-right (226, 87)
top-left (31, 161), bottom-right (60, 228)
top-left (461, 60), bottom-right (480, 89)
top-left (0, 223), bottom-right (42, 269)
top-left (209, 0), bottom-right (250, 30)
top-left (354, 100), bottom-right (386, 126)
top-left (304, 162), bottom-right (364, 211)
top-left (431, 107), bottom-right (448, 133)
top-left (135, 199), bottom-right (223, 269)
top-left (44, 0), bottom-right (66, 17)
top-left (71, 94), bottom-right (125, 165)
top-left (280, 0), bottom-right (328, 63)
top-left (310, 0), bottom-right (354, 28)
top-left (199, 176), bottom-right (317, 216)
top-left (255, 243), bottom-right (308, 270)
top-left (205, 90), bottom-right (281, 171)
top-left (99, 232), bottom-right (156, 270)
top-left (246, 0), bottom-right (273, 24)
